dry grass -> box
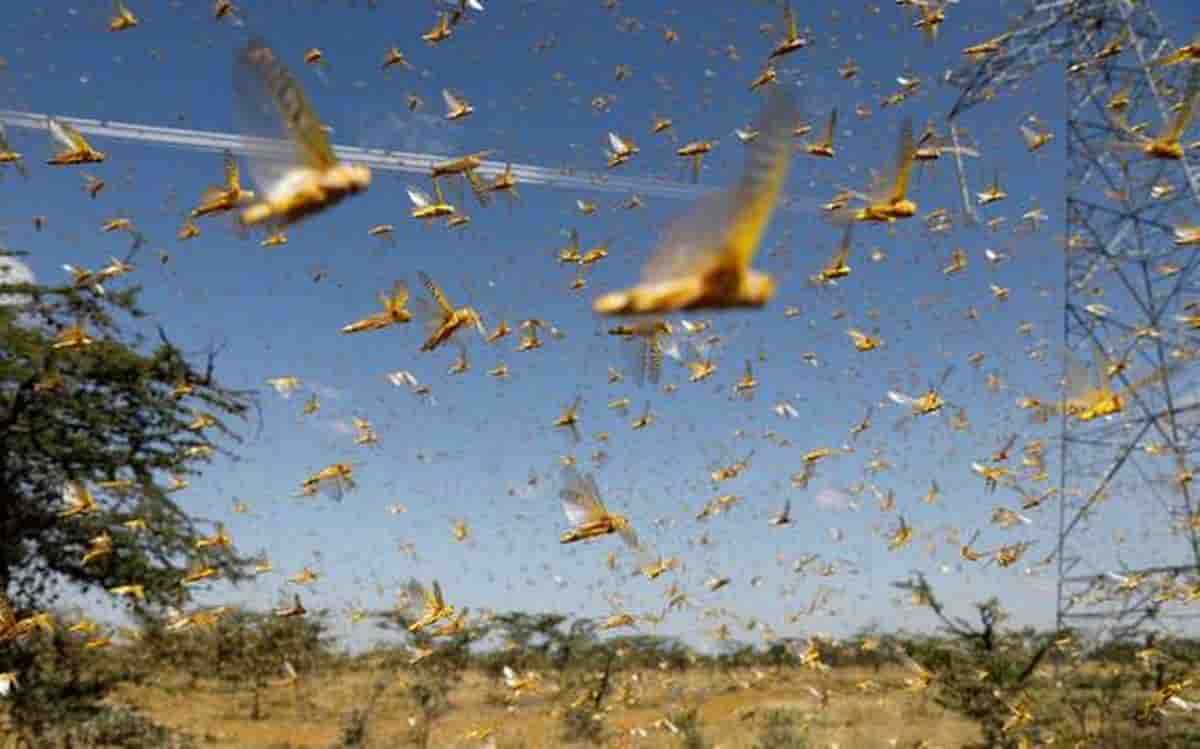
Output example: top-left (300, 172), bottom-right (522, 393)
top-left (106, 663), bottom-right (978, 748)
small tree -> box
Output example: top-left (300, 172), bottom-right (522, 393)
top-left (893, 573), bottom-right (1057, 749)
top-left (753, 710), bottom-right (808, 749)
top-left (0, 257), bottom-right (255, 733)
top-left (491, 611), bottom-right (569, 672)
top-left (375, 609), bottom-right (487, 747)
top-left (208, 607), bottom-right (334, 720)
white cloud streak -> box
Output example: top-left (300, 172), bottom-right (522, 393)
top-left (0, 109), bottom-right (707, 200)
top-left (0, 109), bottom-right (822, 211)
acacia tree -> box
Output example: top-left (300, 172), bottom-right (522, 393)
top-left (0, 252), bottom-right (256, 729)
top-left (893, 573), bottom-right (1058, 749)
top-left (491, 611), bottom-right (568, 671)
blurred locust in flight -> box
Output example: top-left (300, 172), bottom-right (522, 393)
top-left (1021, 116), bottom-right (1054, 152)
top-left (408, 180), bottom-right (456, 222)
top-left (416, 272), bottom-right (486, 351)
top-left (607, 319), bottom-right (679, 386)
top-left (234, 39), bottom-right (370, 229)
top-left (404, 579), bottom-right (455, 633)
top-left (835, 118), bottom-right (918, 223)
top-left (442, 88), bottom-right (474, 120)
top-left (553, 396), bottom-right (583, 444)
top-left (298, 463), bottom-right (357, 501)
top-left (803, 108), bottom-right (837, 158)
top-left (559, 464), bottom-right (639, 550)
top-left (46, 118), bottom-right (105, 165)
top-left (486, 162), bottom-right (520, 210)
top-left (430, 151), bottom-right (494, 207)
top-left (382, 46), bottom-right (413, 70)
top-left (341, 281), bottom-right (412, 334)
top-left (1062, 342), bottom-right (1173, 421)
top-left (676, 139), bottom-right (715, 184)
top-left (889, 366), bottom-right (954, 425)
top-left (1156, 33), bottom-right (1200, 66)
top-left (0, 124), bottom-right (27, 178)
top-left (912, 121), bottom-right (980, 181)
top-left (976, 168), bottom-right (1008, 205)
top-left (109, 1), bottom-right (138, 32)
top-left (191, 150), bottom-right (255, 219)
top-left (431, 150), bottom-right (493, 179)
top-left (812, 225), bottom-right (854, 286)
top-left (768, 1), bottom-right (807, 59)
top-left (909, 0), bottom-right (946, 44)
top-left (606, 132), bottom-right (639, 168)
top-left (1109, 65), bottom-right (1199, 160)
top-left (593, 90), bottom-right (797, 315)
top-left (213, 1), bottom-right (240, 22)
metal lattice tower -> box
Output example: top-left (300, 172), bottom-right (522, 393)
top-left (947, 0), bottom-right (1200, 638)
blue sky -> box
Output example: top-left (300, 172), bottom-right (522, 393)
top-left (2, 0), bottom-right (1199, 650)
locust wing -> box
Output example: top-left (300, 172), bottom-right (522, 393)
top-left (887, 118), bottom-right (916, 203)
top-left (223, 149), bottom-right (242, 190)
top-left (640, 90), bottom-right (796, 286)
top-left (1020, 125), bottom-right (1042, 150)
top-left (407, 186), bottom-right (432, 209)
top-left (784, 2), bottom-right (798, 39)
top-left (1062, 346), bottom-right (1094, 402)
top-left (418, 271), bottom-right (455, 317)
top-left (625, 332), bottom-right (664, 387)
top-left (442, 88), bottom-right (469, 115)
top-left (383, 280), bottom-right (411, 315)
top-left (234, 38), bottom-right (337, 199)
top-left (818, 108), bottom-right (837, 148)
top-left (304, 466), bottom-right (352, 502)
top-left (47, 117), bottom-right (87, 154)
top-left (559, 465), bottom-right (606, 526)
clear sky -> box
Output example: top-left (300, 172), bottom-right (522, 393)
top-left (1, 0), bottom-right (1198, 651)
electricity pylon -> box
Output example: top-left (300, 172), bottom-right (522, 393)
top-left (947, 0), bottom-right (1200, 638)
